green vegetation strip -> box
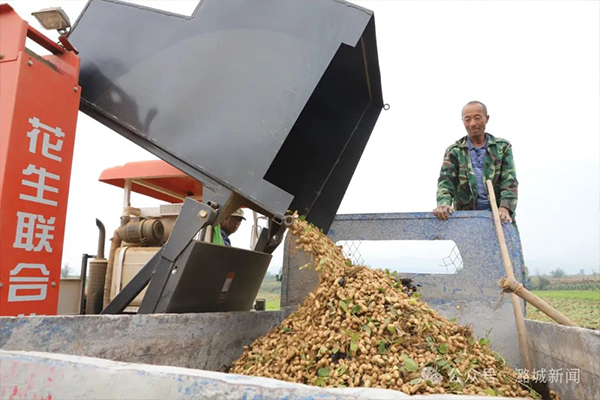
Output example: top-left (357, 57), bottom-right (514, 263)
top-left (257, 278), bottom-right (281, 311)
top-left (531, 290), bottom-right (600, 301)
top-left (527, 291), bottom-right (599, 329)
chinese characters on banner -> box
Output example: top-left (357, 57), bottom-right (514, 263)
top-left (0, 46), bottom-right (80, 316)
top-left (8, 118), bottom-right (63, 310)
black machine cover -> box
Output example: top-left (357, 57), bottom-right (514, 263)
top-left (69, 0), bottom-right (384, 232)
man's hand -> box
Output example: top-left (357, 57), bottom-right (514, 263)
top-left (433, 205), bottom-right (454, 221)
top-left (498, 207), bottom-right (513, 224)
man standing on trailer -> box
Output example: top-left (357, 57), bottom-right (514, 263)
top-left (433, 101), bottom-right (518, 223)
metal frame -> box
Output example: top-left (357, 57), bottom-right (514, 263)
top-left (281, 211), bottom-right (526, 368)
top-left (78, 253), bottom-right (95, 315)
top-left (101, 198), bottom-right (217, 314)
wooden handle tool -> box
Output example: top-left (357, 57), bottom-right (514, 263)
top-left (486, 179), bottom-right (534, 372)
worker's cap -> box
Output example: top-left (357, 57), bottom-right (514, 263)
top-left (231, 208), bottom-right (246, 220)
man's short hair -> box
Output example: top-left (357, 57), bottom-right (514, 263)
top-left (462, 101), bottom-right (488, 117)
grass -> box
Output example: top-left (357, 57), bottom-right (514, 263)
top-left (527, 290), bottom-right (599, 329)
top-left (531, 290), bottom-right (599, 301)
top-left (256, 280), bottom-right (281, 311)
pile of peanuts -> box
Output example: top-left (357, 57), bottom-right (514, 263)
top-left (231, 218), bottom-right (555, 399)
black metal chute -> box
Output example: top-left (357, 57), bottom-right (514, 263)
top-left (70, 0), bottom-right (383, 232)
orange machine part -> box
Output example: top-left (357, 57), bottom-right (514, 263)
top-left (99, 160), bottom-right (203, 203)
top-left (0, 4), bottom-right (81, 316)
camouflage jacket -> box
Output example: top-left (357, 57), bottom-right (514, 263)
top-left (436, 133), bottom-right (518, 215)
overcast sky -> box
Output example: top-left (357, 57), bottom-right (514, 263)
top-left (12, 1), bottom-right (599, 276)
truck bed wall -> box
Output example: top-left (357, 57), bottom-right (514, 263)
top-left (2, 349), bottom-right (524, 400)
top-left (0, 310), bottom-right (290, 370)
top-left (1, 313), bottom-right (598, 399)
top-left (525, 319), bottom-right (600, 400)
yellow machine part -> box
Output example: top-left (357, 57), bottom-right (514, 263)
top-left (110, 246), bottom-right (161, 312)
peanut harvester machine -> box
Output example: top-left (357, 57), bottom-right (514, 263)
top-left (68, 0), bottom-right (384, 315)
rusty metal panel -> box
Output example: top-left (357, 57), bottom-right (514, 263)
top-left (68, 0), bottom-right (383, 231)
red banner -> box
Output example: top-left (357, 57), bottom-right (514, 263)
top-left (0, 5), bottom-right (80, 316)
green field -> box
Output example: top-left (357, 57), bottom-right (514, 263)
top-left (256, 279), bottom-right (281, 311)
top-left (527, 290), bottom-right (599, 329)
top-left (531, 290), bottom-right (599, 301)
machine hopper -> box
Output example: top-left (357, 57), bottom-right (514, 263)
top-left (68, 0), bottom-right (384, 314)
top-left (69, 0), bottom-right (384, 233)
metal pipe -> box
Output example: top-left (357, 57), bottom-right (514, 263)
top-left (103, 208), bottom-right (139, 308)
top-left (123, 178), bottom-right (132, 208)
top-left (85, 219), bottom-right (108, 314)
top-left (79, 253), bottom-right (94, 315)
top-left (283, 215), bottom-right (295, 227)
top-left (87, 257), bottom-right (108, 314)
top-left (96, 218), bottom-right (106, 259)
top-left (203, 224), bottom-right (213, 243)
top-left (103, 230), bottom-right (122, 309)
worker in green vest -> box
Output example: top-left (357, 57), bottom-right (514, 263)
top-left (212, 208), bottom-right (245, 246)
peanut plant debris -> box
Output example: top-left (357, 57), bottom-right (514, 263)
top-left (231, 218), bottom-right (557, 399)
